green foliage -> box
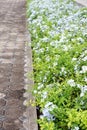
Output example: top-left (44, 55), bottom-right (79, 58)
top-left (27, 0), bottom-right (87, 129)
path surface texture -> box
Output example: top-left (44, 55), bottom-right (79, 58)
top-left (0, 0), bottom-right (29, 130)
top-left (76, 0), bottom-right (87, 6)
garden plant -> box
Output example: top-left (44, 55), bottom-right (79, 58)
top-left (27, 0), bottom-right (87, 129)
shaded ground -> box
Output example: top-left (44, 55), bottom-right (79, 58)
top-left (0, 0), bottom-right (26, 129)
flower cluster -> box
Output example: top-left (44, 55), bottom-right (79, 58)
top-left (27, 0), bottom-right (87, 129)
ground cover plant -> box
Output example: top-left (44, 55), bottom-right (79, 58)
top-left (27, 0), bottom-right (87, 129)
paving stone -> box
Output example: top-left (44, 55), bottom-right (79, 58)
top-left (0, 83), bottom-right (9, 91)
top-left (6, 99), bottom-right (24, 108)
top-left (0, 93), bottom-right (6, 99)
top-left (0, 52), bottom-right (13, 56)
top-left (0, 99), bottom-right (6, 107)
top-left (0, 78), bottom-right (9, 84)
top-left (5, 89), bottom-right (25, 99)
top-left (3, 119), bottom-right (21, 130)
top-left (12, 68), bottom-right (24, 73)
top-left (0, 109), bottom-right (5, 115)
top-left (0, 116), bottom-right (6, 122)
top-left (9, 84), bottom-right (24, 91)
top-left (1, 59), bottom-right (12, 64)
top-left (0, 121), bottom-right (3, 128)
top-left (5, 107), bottom-right (24, 120)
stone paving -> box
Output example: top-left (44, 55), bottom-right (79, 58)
top-left (0, 0), bottom-right (26, 129)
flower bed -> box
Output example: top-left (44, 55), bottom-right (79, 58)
top-left (27, 0), bottom-right (87, 129)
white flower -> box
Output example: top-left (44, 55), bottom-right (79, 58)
top-left (77, 84), bottom-right (82, 88)
top-left (75, 126), bottom-right (79, 130)
top-left (45, 102), bottom-right (54, 109)
top-left (63, 45), bottom-right (68, 51)
top-left (74, 65), bottom-right (78, 71)
top-left (80, 66), bottom-right (87, 73)
top-left (84, 85), bottom-right (87, 91)
top-left (77, 37), bottom-right (84, 43)
top-left (74, 126), bottom-right (79, 130)
top-left (71, 126), bottom-right (79, 130)
top-left (38, 83), bottom-right (44, 90)
top-left (50, 41), bottom-right (54, 46)
top-left (53, 62), bottom-right (57, 67)
top-left (67, 79), bottom-right (76, 87)
top-left (72, 58), bottom-right (77, 61)
top-left (60, 67), bottom-right (67, 75)
top-left (42, 108), bottom-right (54, 121)
top-left (42, 37), bottom-right (49, 42)
top-left (42, 102), bottom-right (56, 121)
top-left (80, 92), bottom-right (84, 97)
top-left (43, 76), bottom-right (47, 82)
top-left (82, 56), bottom-right (87, 61)
top-left (45, 56), bottom-right (50, 62)
top-left (41, 91), bottom-right (47, 99)
top-left (33, 90), bottom-right (37, 94)
top-left (80, 85), bottom-right (87, 97)
top-left (84, 77), bottom-right (87, 82)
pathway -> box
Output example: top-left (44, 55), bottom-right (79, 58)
top-left (0, 0), bottom-right (37, 130)
top-left (76, 0), bottom-right (87, 6)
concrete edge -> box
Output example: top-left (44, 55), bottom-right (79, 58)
top-left (75, 0), bottom-right (87, 7)
top-left (23, 30), bottom-right (38, 130)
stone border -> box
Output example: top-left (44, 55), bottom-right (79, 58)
top-left (75, 0), bottom-right (87, 7)
top-left (23, 31), bottom-right (38, 130)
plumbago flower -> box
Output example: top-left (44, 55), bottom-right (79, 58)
top-left (67, 79), bottom-right (76, 87)
top-left (27, 0), bottom-right (87, 129)
top-left (80, 66), bottom-right (87, 73)
top-left (40, 102), bottom-right (56, 121)
top-left (71, 126), bottom-right (79, 130)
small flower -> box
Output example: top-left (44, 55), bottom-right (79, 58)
top-left (74, 126), bottom-right (79, 130)
top-left (80, 66), bottom-right (87, 73)
top-left (77, 84), bottom-right (82, 88)
top-left (84, 77), bottom-right (87, 82)
top-left (63, 45), bottom-right (68, 51)
top-left (33, 90), bottom-right (37, 94)
top-left (61, 67), bottom-right (65, 72)
top-left (46, 56), bottom-right (50, 62)
top-left (42, 108), bottom-right (54, 121)
top-left (80, 85), bottom-right (87, 97)
top-left (72, 58), bottom-right (77, 61)
top-left (38, 83), bottom-right (44, 90)
top-left (41, 91), bottom-right (47, 99)
top-left (42, 102), bottom-right (56, 121)
top-left (67, 79), bottom-right (76, 87)
top-left (60, 67), bottom-right (67, 75)
top-left (74, 65), bottom-right (78, 71)
top-left (80, 92), bottom-right (84, 97)
top-left (75, 126), bottom-right (79, 130)
top-left (77, 37), bottom-right (84, 43)
top-left (71, 126), bottom-right (79, 130)
top-left (53, 62), bottom-right (57, 67)
top-left (82, 56), bottom-right (87, 61)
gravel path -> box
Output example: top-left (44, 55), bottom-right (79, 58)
top-left (0, 0), bottom-right (27, 129)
